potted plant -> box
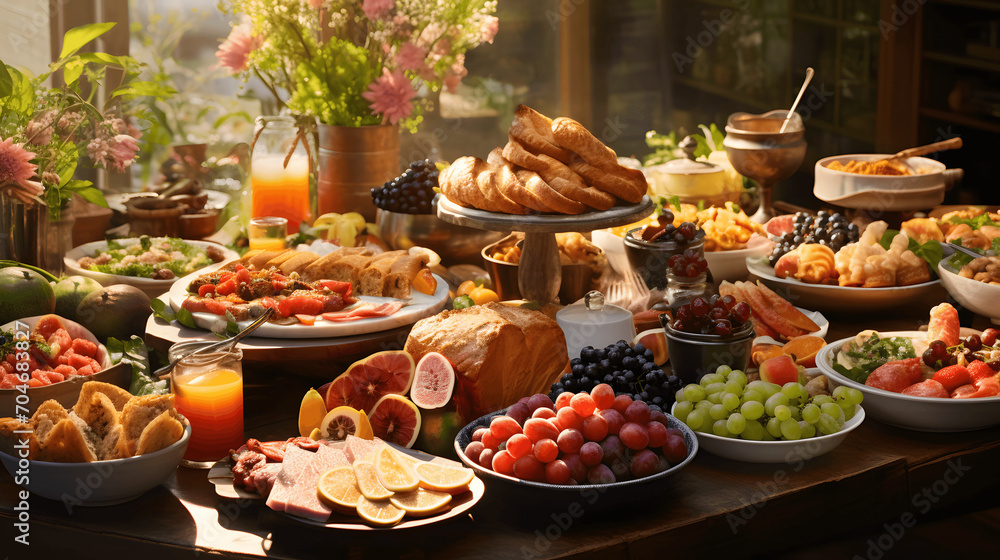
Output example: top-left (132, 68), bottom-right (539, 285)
top-left (0, 23), bottom-right (172, 273)
top-left (216, 0), bottom-right (499, 220)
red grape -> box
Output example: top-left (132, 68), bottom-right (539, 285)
top-left (665, 428), bottom-right (684, 438)
top-left (544, 460), bottom-right (571, 485)
top-left (624, 401), bottom-right (651, 424)
top-left (609, 458), bottom-right (629, 478)
top-left (684, 263), bottom-right (700, 277)
top-left (600, 435), bottom-right (625, 464)
top-left (599, 408), bottom-right (626, 435)
top-left (691, 297), bottom-right (709, 318)
top-left (630, 449), bottom-right (660, 478)
top-left (713, 320), bottom-right (732, 337)
top-left (721, 295), bottom-right (736, 310)
top-left (587, 464), bottom-right (616, 484)
top-left (472, 428), bottom-right (488, 442)
top-left (533, 438), bottom-right (559, 463)
top-left (579, 441), bottom-right (604, 466)
top-left (590, 383), bottom-right (615, 410)
top-left (582, 414), bottom-right (609, 442)
top-left (490, 416), bottom-right (521, 441)
top-left (570, 393), bottom-right (597, 417)
top-left (619, 422), bottom-right (650, 451)
top-left (662, 435), bottom-right (687, 463)
top-left (523, 418), bottom-right (560, 443)
top-left (531, 407), bottom-right (557, 420)
top-left (710, 307), bottom-right (728, 321)
top-left (505, 433), bottom-right (532, 459)
top-left (646, 421), bottom-right (668, 448)
top-left (512, 455), bottom-right (544, 481)
top-left (556, 406), bottom-right (584, 432)
top-left (527, 393), bottom-right (554, 413)
top-left (481, 431), bottom-right (500, 450)
top-left (479, 448), bottom-right (495, 470)
top-left (732, 301), bottom-right (751, 324)
top-left (556, 428), bottom-right (585, 454)
top-left (649, 409), bottom-right (669, 425)
top-left (982, 328), bottom-right (1000, 347)
top-left (611, 394), bottom-right (633, 414)
top-left (464, 441), bottom-right (485, 464)
top-left (555, 391), bottom-right (574, 410)
top-left (965, 334), bottom-right (983, 352)
top-left (506, 403), bottom-right (530, 426)
top-left (492, 450), bottom-right (515, 475)
top-left (562, 453), bottom-right (588, 482)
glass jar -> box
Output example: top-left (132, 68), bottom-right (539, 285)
top-left (666, 271), bottom-right (710, 313)
top-left (623, 227), bottom-right (706, 292)
top-left (171, 348), bottom-right (244, 468)
top-left (249, 116), bottom-right (311, 234)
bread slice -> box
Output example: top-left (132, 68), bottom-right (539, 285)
top-left (279, 251), bottom-right (321, 276)
top-left (384, 255), bottom-right (428, 299)
top-left (74, 381), bottom-right (133, 413)
top-left (301, 247), bottom-right (371, 282)
top-left (248, 249), bottom-right (291, 270)
top-left (120, 394), bottom-right (177, 457)
top-left (357, 251), bottom-right (407, 296)
top-left (135, 411), bottom-right (185, 456)
top-left (264, 250), bottom-right (301, 270)
top-left (30, 399), bottom-right (70, 441)
top-left (37, 418), bottom-right (97, 463)
top-left (0, 419), bottom-right (38, 459)
top-left (99, 424), bottom-right (127, 460)
top-left (74, 392), bottom-right (121, 440)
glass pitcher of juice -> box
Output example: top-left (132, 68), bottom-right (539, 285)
top-left (251, 116), bottom-right (310, 234)
top-left (171, 348), bottom-right (244, 468)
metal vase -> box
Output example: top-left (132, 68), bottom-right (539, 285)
top-left (316, 124), bottom-right (400, 222)
top-left (0, 194), bottom-right (74, 276)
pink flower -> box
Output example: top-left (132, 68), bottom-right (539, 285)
top-left (108, 135), bottom-right (140, 172)
top-left (443, 55), bottom-right (468, 93)
top-left (86, 136), bottom-right (112, 166)
top-left (215, 25), bottom-right (261, 74)
top-left (24, 111), bottom-right (56, 145)
top-left (306, 0), bottom-right (324, 8)
top-left (394, 43), bottom-right (427, 73)
top-left (362, 0), bottom-right (394, 21)
top-left (0, 137), bottom-right (44, 205)
top-left (362, 68), bottom-right (416, 125)
top-left (481, 15), bottom-right (499, 44)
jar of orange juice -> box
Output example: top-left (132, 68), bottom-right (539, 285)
top-left (250, 116), bottom-right (311, 234)
top-left (171, 347), bottom-right (244, 468)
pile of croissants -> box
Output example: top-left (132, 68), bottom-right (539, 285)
top-left (438, 105), bottom-right (647, 215)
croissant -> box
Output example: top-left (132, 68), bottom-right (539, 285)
top-left (775, 244), bottom-right (837, 284)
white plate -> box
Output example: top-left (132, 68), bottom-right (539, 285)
top-left (746, 257), bottom-right (942, 314)
top-left (938, 259), bottom-right (1000, 325)
top-left (106, 191), bottom-right (231, 213)
top-left (65, 238), bottom-right (238, 299)
top-left (165, 259), bottom-right (449, 339)
top-left (816, 331), bottom-right (1000, 432)
top-left (671, 402), bottom-right (864, 463)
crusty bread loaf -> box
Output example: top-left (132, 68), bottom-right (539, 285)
top-left (403, 303), bottom-right (568, 423)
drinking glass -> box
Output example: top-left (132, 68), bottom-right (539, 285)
top-left (171, 348), bottom-right (244, 469)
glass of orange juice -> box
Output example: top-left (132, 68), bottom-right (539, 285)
top-left (248, 216), bottom-right (288, 251)
top-left (171, 348), bottom-right (244, 469)
top-left (250, 116), bottom-right (311, 233)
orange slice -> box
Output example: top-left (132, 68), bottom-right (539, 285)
top-left (353, 461), bottom-right (394, 500)
top-left (316, 466), bottom-right (362, 514)
top-left (782, 336), bottom-right (828, 368)
top-left (356, 495), bottom-right (405, 526)
top-left (413, 462), bottom-right (475, 495)
top-left (374, 447), bottom-right (420, 492)
top-left (390, 488), bottom-right (453, 517)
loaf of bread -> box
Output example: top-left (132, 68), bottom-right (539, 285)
top-left (403, 303), bottom-right (568, 423)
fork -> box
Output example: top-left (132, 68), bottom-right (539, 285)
top-left (605, 278), bottom-right (629, 309)
top-left (626, 271), bottom-right (651, 309)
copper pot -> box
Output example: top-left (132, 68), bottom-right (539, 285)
top-left (316, 124), bottom-right (400, 223)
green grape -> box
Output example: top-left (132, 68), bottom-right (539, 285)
top-left (673, 400), bottom-right (694, 421)
top-left (707, 392), bottom-right (724, 405)
top-left (695, 420), bottom-right (713, 434)
top-left (724, 379), bottom-right (744, 394)
top-left (728, 369), bottom-right (747, 386)
top-left (715, 365), bottom-right (733, 377)
top-left (741, 401), bottom-right (765, 420)
top-left (701, 373), bottom-right (725, 386)
top-left (713, 419), bottom-right (733, 438)
top-left (765, 417), bottom-right (783, 438)
top-left (812, 395), bottom-right (834, 406)
top-left (722, 392), bottom-right (741, 411)
top-left (774, 405), bottom-right (792, 422)
top-left (816, 413), bottom-right (840, 435)
top-left (761, 429), bottom-right (776, 441)
top-left (705, 382), bottom-right (726, 395)
top-left (746, 380), bottom-right (770, 394)
top-left (675, 389), bottom-right (685, 402)
top-left (741, 420), bottom-right (765, 440)
top-left (695, 399), bottom-right (713, 412)
top-left (686, 409), bottom-right (707, 430)
top-left (789, 406), bottom-right (802, 421)
top-left (846, 388), bottom-right (865, 405)
top-left (781, 382), bottom-right (804, 401)
top-left (840, 401), bottom-right (856, 422)
top-left (799, 420), bottom-right (816, 439)
top-left (780, 418), bottom-right (802, 440)
top-left (820, 403), bottom-right (845, 423)
top-left (683, 384), bottom-right (707, 402)
top-left (741, 390), bottom-right (765, 404)
top-left (832, 386), bottom-right (850, 402)
top-left (801, 403), bottom-right (821, 424)
top-left (765, 392), bottom-right (789, 416)
top-left (726, 413), bottom-right (747, 435)
top-left (709, 403), bottom-right (729, 421)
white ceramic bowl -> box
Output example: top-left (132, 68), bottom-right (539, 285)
top-left (0, 424), bottom-right (190, 506)
top-left (938, 259), bottom-right (1000, 325)
top-left (591, 229), bottom-right (630, 275)
top-left (813, 155), bottom-right (961, 211)
top-left (65, 238), bottom-right (237, 299)
top-left (670, 403), bottom-right (864, 463)
top-left (816, 333), bottom-right (1000, 432)
top-left (746, 257), bottom-right (942, 314)
top-left (705, 238), bottom-right (774, 283)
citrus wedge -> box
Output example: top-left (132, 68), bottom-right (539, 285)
top-left (316, 466), bottom-right (362, 514)
top-left (353, 461), bottom-right (394, 500)
top-left (414, 462), bottom-right (475, 495)
top-left (390, 488), bottom-right (452, 517)
top-left (298, 388), bottom-right (328, 437)
top-left (374, 446), bottom-right (420, 492)
top-left (308, 427), bottom-right (322, 440)
top-left (356, 496), bottom-right (405, 527)
top-left (321, 406), bottom-right (374, 441)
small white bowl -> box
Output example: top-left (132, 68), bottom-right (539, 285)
top-left (704, 238), bottom-right (774, 283)
top-left (671, 403), bottom-right (864, 463)
top-left (938, 259), bottom-right (1000, 325)
top-left (591, 229), bottom-right (630, 276)
top-left (0, 424), bottom-right (190, 506)
top-left (816, 333), bottom-right (1000, 432)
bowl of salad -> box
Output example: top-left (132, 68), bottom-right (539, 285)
top-left (815, 329), bottom-right (1000, 432)
top-left (65, 236), bottom-right (236, 298)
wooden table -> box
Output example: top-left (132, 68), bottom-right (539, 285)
top-left (3, 298), bottom-right (999, 559)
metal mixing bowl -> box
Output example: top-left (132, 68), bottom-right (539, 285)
top-left (377, 209), bottom-right (507, 265)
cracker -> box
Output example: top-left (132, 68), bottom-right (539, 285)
top-left (134, 411), bottom-right (185, 456)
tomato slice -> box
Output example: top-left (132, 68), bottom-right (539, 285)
top-left (198, 284), bottom-right (216, 297)
top-left (294, 314), bottom-right (316, 326)
top-left (277, 297), bottom-right (324, 318)
top-left (236, 266), bottom-right (252, 286)
top-left (203, 299), bottom-right (228, 315)
top-left (319, 280), bottom-right (352, 297)
top-left (216, 277), bottom-right (237, 296)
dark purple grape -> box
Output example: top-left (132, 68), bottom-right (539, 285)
top-left (922, 348), bottom-right (938, 368)
top-left (713, 320), bottom-right (733, 337)
top-left (965, 335), bottom-right (983, 352)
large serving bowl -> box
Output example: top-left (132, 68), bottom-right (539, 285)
top-left (482, 234), bottom-right (599, 304)
top-left (671, 403), bottom-right (864, 463)
top-left (813, 154), bottom-right (962, 211)
top-left (65, 238), bottom-right (237, 299)
top-left (938, 259), bottom-right (1000, 325)
top-left (377, 209), bottom-right (507, 265)
top-left (815, 332), bottom-right (1000, 432)
top-left (0, 424), bottom-right (190, 506)
top-left (454, 408), bottom-right (698, 514)
top-left (0, 316), bottom-right (128, 415)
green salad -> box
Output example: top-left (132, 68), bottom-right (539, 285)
top-left (832, 333), bottom-right (917, 383)
top-left (77, 236), bottom-right (222, 279)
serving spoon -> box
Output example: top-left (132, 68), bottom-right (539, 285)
top-left (155, 307), bottom-right (274, 379)
top-left (779, 67), bottom-right (814, 133)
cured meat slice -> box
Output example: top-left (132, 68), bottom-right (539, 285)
top-left (249, 462), bottom-right (283, 497)
top-left (900, 379), bottom-right (949, 398)
top-left (927, 303), bottom-right (959, 346)
top-left (733, 282), bottom-right (807, 339)
top-left (284, 446), bottom-right (350, 522)
top-left (265, 445), bottom-right (314, 513)
top-left (344, 435), bottom-right (385, 464)
top-left (865, 358), bottom-right (923, 393)
top-left (321, 302), bottom-right (404, 323)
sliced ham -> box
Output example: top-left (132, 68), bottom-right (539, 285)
top-left (344, 435), bottom-right (386, 464)
top-left (250, 462), bottom-right (283, 497)
top-left (322, 302), bottom-right (403, 323)
top-left (266, 446), bottom-right (314, 512)
top-left (284, 446), bottom-right (351, 522)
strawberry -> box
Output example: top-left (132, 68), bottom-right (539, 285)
top-left (932, 364), bottom-right (972, 392)
top-left (966, 360), bottom-right (995, 383)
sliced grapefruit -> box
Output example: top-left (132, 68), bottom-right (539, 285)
top-left (369, 394), bottom-right (422, 448)
top-left (390, 488), bottom-right (452, 517)
top-left (410, 352), bottom-right (455, 409)
top-left (374, 446), bottom-right (420, 492)
top-left (325, 351), bottom-right (416, 413)
top-left (320, 406), bottom-right (374, 442)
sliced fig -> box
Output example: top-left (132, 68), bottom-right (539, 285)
top-left (369, 394), bottom-right (422, 448)
top-left (633, 329), bottom-right (669, 366)
top-left (410, 352), bottom-right (455, 409)
top-left (325, 351), bottom-right (416, 413)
